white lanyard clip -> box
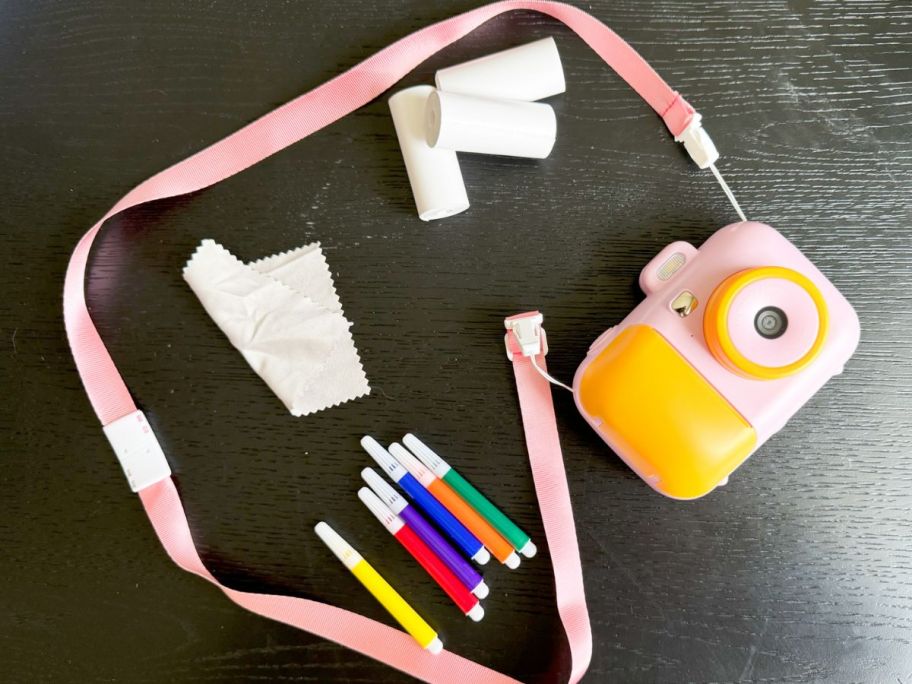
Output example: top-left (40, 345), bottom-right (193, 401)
top-left (504, 312), bottom-right (547, 361)
top-left (674, 114), bottom-right (747, 222)
top-left (504, 312), bottom-right (572, 392)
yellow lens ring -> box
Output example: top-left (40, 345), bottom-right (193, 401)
top-left (704, 266), bottom-right (829, 380)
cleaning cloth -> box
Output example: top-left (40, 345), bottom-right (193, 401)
top-left (183, 240), bottom-right (369, 416)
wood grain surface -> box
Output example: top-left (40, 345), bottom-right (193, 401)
top-left (1, 1), bottom-right (910, 682)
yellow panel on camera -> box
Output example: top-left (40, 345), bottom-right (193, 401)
top-left (578, 325), bottom-right (756, 499)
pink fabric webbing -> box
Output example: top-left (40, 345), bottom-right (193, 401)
top-left (505, 324), bottom-right (592, 682)
top-left (64, 2), bottom-right (696, 681)
top-left (138, 478), bottom-right (520, 683)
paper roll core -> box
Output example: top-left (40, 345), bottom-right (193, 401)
top-left (427, 97), bottom-right (443, 148)
top-left (426, 89), bottom-right (556, 159)
top-left (388, 85), bottom-right (470, 221)
top-left (434, 37), bottom-right (565, 102)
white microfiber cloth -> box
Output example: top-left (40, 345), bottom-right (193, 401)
top-left (183, 240), bottom-right (370, 416)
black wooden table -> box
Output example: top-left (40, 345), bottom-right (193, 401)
top-left (2, 1), bottom-right (910, 682)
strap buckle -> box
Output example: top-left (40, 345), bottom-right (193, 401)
top-left (673, 113), bottom-right (719, 170)
top-left (504, 311), bottom-right (548, 361)
top-left (103, 410), bottom-right (171, 492)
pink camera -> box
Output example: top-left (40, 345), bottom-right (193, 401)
top-left (573, 222), bottom-right (860, 499)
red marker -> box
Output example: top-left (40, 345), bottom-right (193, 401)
top-left (358, 488), bottom-right (483, 621)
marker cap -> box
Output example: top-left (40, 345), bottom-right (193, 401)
top-left (402, 433), bottom-right (450, 478)
top-left (314, 522), bottom-right (362, 570)
top-left (389, 442), bottom-right (436, 487)
top-left (473, 580), bottom-right (490, 599)
top-left (472, 547), bottom-right (491, 565)
top-left (358, 488), bottom-right (404, 535)
top-left (426, 637), bottom-right (444, 654)
top-left (466, 603), bottom-right (485, 622)
top-left (362, 467), bottom-right (407, 514)
top-left (519, 540), bottom-right (538, 558)
top-left (504, 551), bottom-right (521, 570)
top-left (361, 436), bottom-right (408, 482)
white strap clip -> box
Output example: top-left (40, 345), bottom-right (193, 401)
top-left (674, 113), bottom-right (718, 170)
top-left (504, 312), bottom-right (548, 361)
top-left (675, 114), bottom-right (748, 221)
top-left (504, 312), bottom-right (572, 394)
top-left (103, 410), bottom-right (171, 492)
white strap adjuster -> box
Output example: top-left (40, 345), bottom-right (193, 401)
top-left (674, 114), bottom-right (747, 222)
top-left (504, 312), bottom-right (548, 361)
top-left (504, 311), bottom-right (572, 392)
top-left (103, 410), bottom-right (171, 492)
top-left (673, 113), bottom-right (719, 170)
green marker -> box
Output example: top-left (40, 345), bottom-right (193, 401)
top-left (402, 433), bottom-right (536, 558)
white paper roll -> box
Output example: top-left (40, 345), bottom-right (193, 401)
top-left (427, 89), bottom-right (556, 159)
top-left (434, 37), bottom-right (565, 102)
top-left (388, 85), bottom-right (470, 221)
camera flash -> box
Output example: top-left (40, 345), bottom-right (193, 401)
top-left (671, 291), bottom-right (698, 317)
top-left (657, 252), bottom-right (687, 281)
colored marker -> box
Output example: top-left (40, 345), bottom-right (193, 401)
top-left (313, 521), bottom-right (442, 654)
top-left (362, 467), bottom-right (489, 599)
top-left (403, 433), bottom-right (537, 558)
top-left (389, 443), bottom-right (521, 569)
top-left (358, 488), bottom-right (484, 621)
top-left (361, 436), bottom-right (490, 565)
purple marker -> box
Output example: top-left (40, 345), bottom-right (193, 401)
top-left (362, 467), bottom-right (489, 599)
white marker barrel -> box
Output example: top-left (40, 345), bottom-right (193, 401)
top-left (427, 90), bottom-right (556, 159)
top-left (434, 37), bottom-right (565, 102)
top-left (388, 86), bottom-right (470, 222)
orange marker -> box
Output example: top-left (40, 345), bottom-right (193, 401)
top-left (389, 443), bottom-right (520, 568)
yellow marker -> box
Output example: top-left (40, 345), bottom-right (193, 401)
top-left (314, 522), bottom-right (443, 654)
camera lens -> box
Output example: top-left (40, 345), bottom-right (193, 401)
top-left (754, 306), bottom-right (788, 339)
top-left (705, 266), bottom-right (828, 379)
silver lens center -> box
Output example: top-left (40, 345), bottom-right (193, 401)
top-left (755, 306), bottom-right (788, 339)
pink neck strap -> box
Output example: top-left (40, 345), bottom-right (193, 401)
top-left (63, 2), bottom-right (697, 681)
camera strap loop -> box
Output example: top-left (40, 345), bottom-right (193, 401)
top-left (64, 2), bottom-right (708, 681)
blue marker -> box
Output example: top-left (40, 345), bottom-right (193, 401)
top-left (360, 436), bottom-right (490, 565)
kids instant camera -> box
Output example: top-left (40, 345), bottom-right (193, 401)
top-left (573, 221), bottom-right (860, 499)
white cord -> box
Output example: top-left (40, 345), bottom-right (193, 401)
top-left (530, 355), bottom-right (573, 392)
top-left (518, 158), bottom-right (744, 393)
top-left (709, 163), bottom-right (747, 222)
